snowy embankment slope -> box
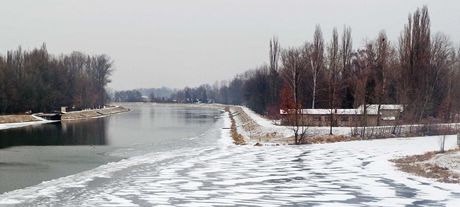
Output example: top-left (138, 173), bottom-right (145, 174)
top-left (0, 106), bottom-right (128, 130)
top-left (238, 106), bottom-right (293, 137)
top-left (233, 106), bottom-right (352, 143)
top-left (61, 106), bottom-right (129, 120)
top-left (0, 115), bottom-right (56, 130)
top-left (0, 106), bottom-right (130, 130)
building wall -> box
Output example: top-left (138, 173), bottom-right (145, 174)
top-left (281, 111), bottom-right (401, 127)
top-left (380, 109), bottom-right (401, 118)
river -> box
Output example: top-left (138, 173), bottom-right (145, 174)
top-left (0, 103), bottom-right (222, 194)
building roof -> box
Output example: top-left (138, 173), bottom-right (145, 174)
top-left (358, 104), bottom-right (404, 112)
top-left (280, 104), bottom-right (404, 115)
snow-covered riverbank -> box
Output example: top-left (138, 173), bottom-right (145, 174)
top-left (230, 105), bottom-right (460, 144)
top-left (229, 105), bottom-right (352, 144)
top-left (1, 134), bottom-right (459, 206)
top-left (0, 106), bottom-right (129, 131)
top-left (61, 106), bottom-right (129, 120)
top-left (0, 115), bottom-right (57, 131)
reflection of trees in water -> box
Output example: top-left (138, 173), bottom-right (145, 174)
top-left (181, 109), bottom-right (219, 124)
top-left (0, 119), bottom-right (107, 149)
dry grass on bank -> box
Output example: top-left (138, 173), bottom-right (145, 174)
top-left (391, 149), bottom-right (460, 184)
top-left (230, 106), bottom-right (259, 136)
top-left (300, 135), bottom-right (361, 144)
top-left (225, 107), bottom-right (246, 145)
top-left (0, 115), bottom-right (38, 124)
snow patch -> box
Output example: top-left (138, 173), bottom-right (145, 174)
top-left (433, 150), bottom-right (460, 174)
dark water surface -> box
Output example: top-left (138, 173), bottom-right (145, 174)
top-left (0, 103), bottom-right (221, 193)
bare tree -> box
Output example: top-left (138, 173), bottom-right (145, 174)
top-left (431, 33), bottom-right (454, 121)
top-left (399, 6), bottom-right (432, 122)
top-left (340, 26), bottom-right (354, 108)
top-left (309, 25), bottom-right (325, 109)
top-left (374, 31), bottom-right (390, 125)
top-left (281, 48), bottom-right (307, 144)
top-left (268, 36), bottom-right (281, 116)
top-left (326, 27), bottom-right (341, 135)
top-left (269, 36), bottom-right (280, 73)
top-left (449, 47), bottom-right (460, 122)
top-left (351, 45), bottom-right (375, 137)
top-left (341, 26), bottom-right (353, 75)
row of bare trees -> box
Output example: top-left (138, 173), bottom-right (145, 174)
top-left (0, 44), bottom-right (113, 114)
top-left (171, 6), bottom-right (460, 132)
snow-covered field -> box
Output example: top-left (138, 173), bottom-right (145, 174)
top-left (0, 112), bottom-right (459, 206)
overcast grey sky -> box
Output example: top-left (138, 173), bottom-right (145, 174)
top-left (1, 0), bottom-right (459, 90)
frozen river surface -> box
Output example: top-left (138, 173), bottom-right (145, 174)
top-left (0, 105), bottom-right (459, 206)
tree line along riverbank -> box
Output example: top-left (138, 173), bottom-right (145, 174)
top-left (0, 45), bottom-right (113, 115)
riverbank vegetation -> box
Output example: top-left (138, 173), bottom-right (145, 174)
top-left (391, 148), bottom-right (460, 184)
top-left (0, 44), bottom-right (113, 114)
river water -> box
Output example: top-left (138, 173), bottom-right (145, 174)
top-left (0, 103), bottom-right (222, 194)
top-left (1, 103), bottom-right (460, 206)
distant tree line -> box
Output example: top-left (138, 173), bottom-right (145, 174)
top-left (113, 88), bottom-right (174, 103)
top-left (137, 87), bottom-right (175, 99)
top-left (113, 90), bottom-right (143, 102)
top-left (0, 44), bottom-right (113, 114)
top-left (169, 6), bottom-right (460, 124)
